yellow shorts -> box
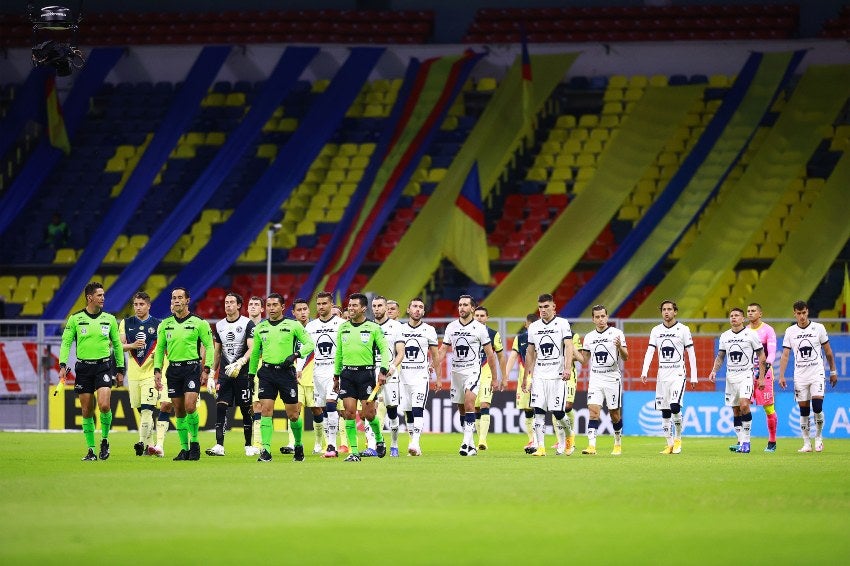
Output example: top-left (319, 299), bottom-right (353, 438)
top-left (475, 376), bottom-right (494, 407)
top-left (128, 376), bottom-right (158, 409)
top-left (516, 383), bottom-right (531, 411)
top-left (566, 376), bottom-right (577, 405)
top-left (299, 383), bottom-right (317, 408)
top-left (252, 375), bottom-right (260, 404)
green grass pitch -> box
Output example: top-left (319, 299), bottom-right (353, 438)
top-left (1, 431), bottom-right (848, 565)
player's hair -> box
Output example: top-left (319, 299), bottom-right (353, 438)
top-left (793, 300), bottom-right (808, 312)
top-left (747, 302), bottom-right (762, 312)
top-left (591, 304), bottom-right (608, 315)
top-left (292, 297), bottom-right (309, 308)
top-left (729, 307), bottom-right (745, 316)
top-left (526, 312), bottom-right (539, 323)
top-left (659, 299), bottom-right (678, 312)
top-left (84, 281), bottom-right (103, 300)
top-left (537, 293), bottom-right (554, 303)
top-left (474, 306), bottom-right (489, 315)
top-left (316, 291), bottom-right (333, 301)
top-left (267, 292), bottom-right (284, 303)
top-left (349, 293), bottom-right (368, 307)
top-left (409, 296), bottom-right (426, 308)
top-left (248, 295), bottom-right (264, 304)
top-left (225, 291), bottom-right (243, 307)
top-left (172, 287), bottom-right (190, 300)
top-left (458, 294), bottom-right (477, 306)
top-left (132, 291), bottom-right (151, 303)
top-left (372, 295), bottom-right (387, 303)
top-left (386, 299), bottom-right (399, 307)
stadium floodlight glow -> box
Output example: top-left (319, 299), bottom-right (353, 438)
top-left (28, 2), bottom-right (86, 76)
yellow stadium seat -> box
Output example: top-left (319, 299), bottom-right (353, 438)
top-left (575, 154), bottom-right (596, 168)
top-left (555, 115), bottom-right (577, 129)
top-left (54, 248), bottom-right (77, 264)
top-left (758, 242), bottom-right (780, 259)
top-left (708, 74), bottom-right (729, 87)
top-left (575, 166), bottom-right (596, 182)
top-left (0, 275), bottom-right (16, 296)
top-left (257, 144), bottom-right (277, 159)
top-left (554, 154), bottom-right (575, 168)
top-left (324, 208), bottom-right (345, 223)
top-left (440, 116), bottom-right (458, 131)
top-left (171, 145), bottom-right (196, 159)
top-left (628, 75), bottom-right (648, 89)
top-left (359, 143), bottom-right (376, 156)
top-left (476, 77), bottom-right (497, 92)
top-left (350, 156), bottom-right (369, 170)
top-left (658, 152), bottom-right (679, 167)
top-left (631, 191), bottom-right (653, 207)
top-left (339, 183), bottom-right (357, 197)
top-left (599, 115), bottom-right (620, 128)
top-left (21, 300), bottom-right (44, 317)
top-left (623, 88), bottom-right (643, 102)
top-left (345, 169), bottom-right (364, 183)
top-left (325, 170), bottom-right (346, 184)
top-left (205, 132), bottom-right (226, 145)
top-left (239, 246), bottom-right (266, 262)
top-left (317, 183), bottom-right (338, 197)
top-left (338, 143), bottom-right (358, 157)
top-left (569, 128), bottom-right (589, 141)
top-left (534, 154), bottom-right (554, 168)
top-left (114, 145), bottom-right (136, 159)
top-left (649, 75), bottom-right (668, 87)
top-left (589, 128), bottom-right (609, 142)
top-left (578, 115), bottom-right (599, 128)
top-left (279, 118), bottom-right (298, 132)
top-left (544, 180), bottom-right (567, 195)
top-left (363, 104), bottom-right (384, 118)
top-left (562, 140), bottom-right (583, 155)
top-left (618, 205), bottom-right (640, 221)
top-left (541, 140), bottom-right (561, 155)
top-left (104, 156), bottom-right (126, 172)
top-left (330, 156), bottom-right (350, 169)
top-left (202, 93), bottom-right (226, 106)
top-left (550, 167), bottom-right (572, 182)
top-left (116, 247), bottom-right (138, 264)
top-left (608, 75), bottom-right (628, 89)
top-left (603, 89), bottom-right (624, 102)
top-left (295, 220), bottom-right (316, 236)
top-left (128, 234), bottom-right (149, 249)
top-left (526, 167), bottom-right (548, 182)
top-left (310, 194), bottom-right (330, 209)
top-left (427, 168), bottom-right (447, 183)
top-left (305, 208), bottom-right (325, 223)
top-left (602, 102), bottom-right (623, 115)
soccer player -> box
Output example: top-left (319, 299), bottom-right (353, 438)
top-left (747, 302), bottom-right (779, 452)
top-left (386, 299), bottom-right (400, 321)
top-left (206, 292), bottom-right (254, 457)
top-left (248, 293), bottom-right (315, 462)
top-left (330, 303), bottom-right (351, 452)
top-left (522, 294), bottom-right (574, 456)
top-left (280, 298), bottom-right (327, 456)
top-left (333, 293), bottom-right (391, 462)
top-left (560, 332), bottom-right (582, 455)
top-left (370, 295), bottom-right (404, 457)
top-left (708, 307), bottom-right (766, 454)
top-left (59, 281), bottom-right (124, 461)
top-left (119, 291), bottom-right (161, 456)
top-left (575, 305), bottom-right (628, 455)
top-left (439, 294), bottom-right (498, 457)
top-left (640, 300), bottom-right (699, 455)
top-left (505, 313), bottom-right (538, 453)
top-left (472, 306), bottom-right (507, 450)
top-left (397, 297), bottom-right (441, 455)
top-left (153, 287), bottom-right (214, 461)
top-left (777, 300), bottom-right (839, 453)
top-left (245, 296), bottom-right (264, 456)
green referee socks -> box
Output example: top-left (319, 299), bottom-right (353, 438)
top-left (261, 416), bottom-right (274, 452)
top-left (175, 416), bottom-right (189, 451)
top-left (291, 417), bottom-right (303, 447)
top-left (82, 416), bottom-right (95, 449)
top-left (345, 419), bottom-right (358, 452)
top-left (99, 410), bottom-right (112, 440)
top-left (368, 416), bottom-right (384, 444)
top-left (185, 411), bottom-right (200, 442)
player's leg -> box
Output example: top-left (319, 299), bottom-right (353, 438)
top-left (285, 390), bottom-right (305, 462)
top-left (758, 374), bottom-right (777, 451)
top-left (529, 378), bottom-right (547, 455)
top-left (208, 376), bottom-right (233, 456)
top-left (795, 382), bottom-right (813, 452)
top-left (517, 385), bottom-right (535, 452)
top-left (138, 376), bottom-right (158, 453)
top-left (381, 376), bottom-right (401, 454)
top-left (128, 378), bottom-right (143, 455)
top-left (311, 407), bottom-right (325, 454)
top-left (583, 381), bottom-right (602, 454)
top-left (724, 380), bottom-right (742, 451)
top-left (150, 399), bottom-right (172, 456)
top-left (552, 381), bottom-right (572, 455)
top-left (670, 378), bottom-right (685, 454)
top-left (251, 375), bottom-right (262, 453)
top-left (735, 380), bottom-right (754, 453)
top-left (657, 380), bottom-right (673, 453)
top-left (608, 380), bottom-right (623, 455)
top-left (168, 367), bottom-right (190, 460)
top-left (94, 362), bottom-right (114, 460)
top-left (181, 366), bottom-right (202, 461)
top-left (564, 376), bottom-right (577, 454)
top-left (476, 376), bottom-right (493, 450)
top-left (811, 378), bottom-right (826, 451)
top-left (282, 384), bottom-right (305, 454)
top-left (361, 394), bottom-right (386, 458)
top-left (459, 376), bottom-right (479, 456)
top-left (77, 375), bottom-right (98, 460)
top-left (235, 378), bottom-right (253, 453)
top-left (257, 368), bottom-right (280, 461)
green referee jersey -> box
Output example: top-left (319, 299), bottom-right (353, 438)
top-left (334, 320), bottom-right (389, 376)
top-left (154, 313), bottom-right (214, 370)
top-left (59, 309), bottom-right (124, 370)
top-left (248, 318), bottom-right (315, 375)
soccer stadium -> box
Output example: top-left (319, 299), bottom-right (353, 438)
top-left (1, 1), bottom-right (849, 564)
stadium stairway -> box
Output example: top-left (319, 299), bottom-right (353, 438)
top-left (750, 151), bottom-right (850, 316)
top-left (562, 51), bottom-right (805, 319)
top-left (483, 82), bottom-right (704, 319)
top-left (632, 64), bottom-right (850, 319)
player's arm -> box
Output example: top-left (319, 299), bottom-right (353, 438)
top-left (686, 344), bottom-right (698, 389)
top-left (640, 345), bottom-right (655, 384)
top-left (391, 341), bottom-right (404, 375)
top-left (248, 328), bottom-right (263, 376)
top-left (58, 316), bottom-right (76, 380)
top-left (755, 347), bottom-right (766, 389)
top-left (708, 350), bottom-right (725, 383)
top-left (495, 342), bottom-right (507, 391)
top-left (562, 335), bottom-right (575, 382)
top-left (428, 344), bottom-right (441, 390)
top-left (200, 320), bottom-right (215, 375)
top-left (483, 342), bottom-right (498, 387)
top-left (523, 344), bottom-right (536, 392)
top-left (765, 327), bottom-right (777, 376)
top-left (212, 340), bottom-right (222, 378)
top-left (118, 319), bottom-right (132, 351)
top-left (373, 326), bottom-right (390, 384)
top-left (777, 346), bottom-right (790, 389)
top-left (110, 317), bottom-right (125, 386)
top-left (616, 332), bottom-right (629, 361)
top-left (293, 323), bottom-right (315, 361)
top-left (574, 346), bottom-right (590, 366)
top-left (153, 321), bottom-right (166, 389)
top-left (822, 341), bottom-right (838, 387)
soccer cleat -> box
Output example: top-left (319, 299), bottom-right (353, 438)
top-left (293, 445), bottom-right (305, 462)
top-left (344, 453), bottom-right (361, 462)
top-left (478, 441), bottom-right (488, 451)
top-left (728, 443), bottom-right (740, 452)
top-left (556, 445), bottom-right (565, 456)
top-left (257, 449), bottom-right (272, 462)
top-left (312, 444), bottom-right (323, 455)
top-left (660, 445), bottom-right (673, 455)
top-left (134, 441), bottom-right (145, 456)
top-left (532, 447), bottom-right (547, 457)
top-left (82, 448), bottom-right (97, 461)
top-left (459, 443), bottom-right (470, 456)
top-left (390, 447), bottom-right (399, 457)
top-left (798, 442), bottom-right (812, 453)
top-left (736, 442), bottom-right (751, 453)
top-left (466, 446), bottom-right (478, 457)
top-left (565, 435), bottom-right (575, 456)
top-left (672, 439), bottom-right (682, 454)
top-left (173, 449), bottom-right (189, 461)
top-left (205, 444), bottom-right (225, 456)
top-left (376, 441), bottom-right (387, 458)
top-left (338, 445), bottom-right (350, 454)
top-left (280, 446), bottom-right (295, 455)
top-left (814, 438), bottom-right (824, 452)
top-left (581, 446), bottom-right (597, 455)
top-left (188, 442), bottom-right (201, 461)
top-left (523, 441), bottom-right (536, 455)
top-left (611, 445), bottom-right (622, 456)
top-left (99, 439), bottom-right (110, 461)
top-left (408, 446), bottom-right (421, 456)
top-left (322, 445), bottom-right (339, 458)
top-left (764, 442), bottom-right (777, 453)
top-left (244, 445), bottom-right (260, 456)
top-left (149, 444), bottom-right (164, 457)
top-left (360, 448), bottom-right (378, 457)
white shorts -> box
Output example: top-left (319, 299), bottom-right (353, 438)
top-left (313, 373), bottom-right (338, 405)
top-left (724, 378), bottom-right (753, 407)
top-left (450, 370), bottom-right (480, 404)
top-left (587, 378), bottom-right (622, 410)
top-left (655, 377), bottom-right (686, 411)
top-left (400, 378), bottom-right (429, 412)
top-left (377, 368), bottom-right (400, 407)
top-left (530, 378), bottom-right (567, 412)
top-left (128, 376), bottom-right (159, 409)
top-left (794, 378), bottom-right (825, 403)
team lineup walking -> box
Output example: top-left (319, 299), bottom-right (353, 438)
top-left (59, 282), bottom-right (842, 461)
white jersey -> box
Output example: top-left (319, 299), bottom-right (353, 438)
top-left (443, 319), bottom-right (491, 376)
top-left (213, 316), bottom-right (252, 366)
top-left (527, 316), bottom-right (573, 380)
top-left (582, 327), bottom-right (627, 381)
top-left (718, 327), bottom-right (762, 384)
top-left (304, 315), bottom-right (343, 378)
top-left (376, 318), bottom-right (404, 364)
top-left (399, 321), bottom-right (438, 378)
top-left (647, 322), bottom-right (693, 381)
top-left (782, 321), bottom-right (829, 383)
